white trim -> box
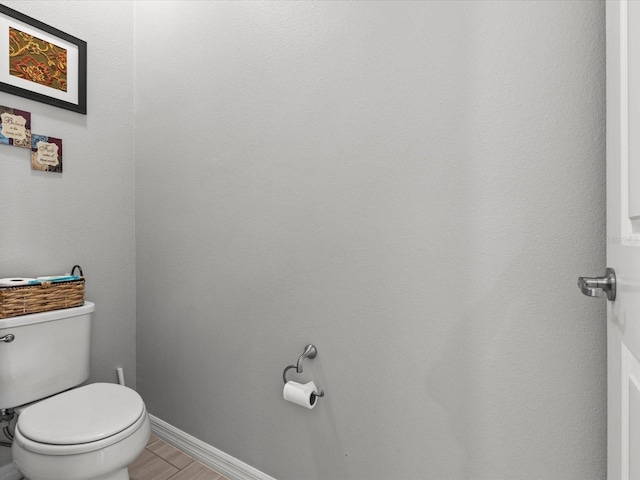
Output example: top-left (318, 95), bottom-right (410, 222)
top-left (620, 342), bottom-right (640, 480)
top-left (622, 342), bottom-right (630, 480)
top-left (619, 0), bottom-right (640, 244)
top-left (0, 463), bottom-right (21, 480)
top-left (150, 415), bottom-right (277, 480)
top-left (620, 0), bottom-right (636, 244)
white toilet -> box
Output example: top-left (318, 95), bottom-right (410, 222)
top-left (0, 302), bottom-right (150, 480)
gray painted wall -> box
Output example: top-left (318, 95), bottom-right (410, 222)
top-left (135, 1), bottom-right (606, 479)
top-left (0, 0), bottom-right (135, 468)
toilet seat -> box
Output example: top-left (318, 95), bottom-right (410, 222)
top-left (15, 383), bottom-right (146, 456)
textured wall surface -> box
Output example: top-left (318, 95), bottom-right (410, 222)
top-left (0, 0), bottom-right (135, 468)
top-left (135, 1), bottom-right (606, 479)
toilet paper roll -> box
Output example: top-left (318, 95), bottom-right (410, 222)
top-left (283, 380), bottom-right (319, 409)
top-left (0, 277), bottom-right (36, 287)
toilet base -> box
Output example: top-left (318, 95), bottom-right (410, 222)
top-left (94, 468), bottom-right (129, 480)
top-left (107, 469), bottom-right (130, 480)
top-left (23, 469), bottom-right (129, 480)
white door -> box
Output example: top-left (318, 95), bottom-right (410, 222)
top-left (605, 2), bottom-right (640, 478)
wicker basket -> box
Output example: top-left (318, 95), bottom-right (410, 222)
top-left (0, 267), bottom-right (85, 319)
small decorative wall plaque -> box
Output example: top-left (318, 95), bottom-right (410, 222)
top-left (0, 105), bottom-right (31, 148)
top-left (30, 134), bottom-right (62, 173)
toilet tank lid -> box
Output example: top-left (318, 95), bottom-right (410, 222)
top-left (0, 301), bottom-right (95, 328)
top-left (18, 383), bottom-right (145, 445)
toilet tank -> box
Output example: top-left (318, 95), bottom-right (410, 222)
top-left (0, 302), bottom-right (94, 409)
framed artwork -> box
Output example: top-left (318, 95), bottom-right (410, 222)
top-left (0, 5), bottom-right (87, 114)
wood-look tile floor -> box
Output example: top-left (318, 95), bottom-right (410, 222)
top-left (129, 434), bottom-right (229, 480)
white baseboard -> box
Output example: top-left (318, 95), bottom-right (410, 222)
top-left (150, 415), bottom-right (276, 480)
top-left (0, 463), bottom-right (21, 480)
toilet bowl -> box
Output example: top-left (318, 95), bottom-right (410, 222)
top-left (11, 383), bottom-right (150, 480)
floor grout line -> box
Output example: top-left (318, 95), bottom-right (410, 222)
top-left (130, 436), bottom-right (226, 480)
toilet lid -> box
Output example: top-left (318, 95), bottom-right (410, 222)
top-left (18, 383), bottom-right (145, 445)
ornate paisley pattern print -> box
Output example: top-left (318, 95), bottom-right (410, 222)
top-left (9, 27), bottom-right (67, 92)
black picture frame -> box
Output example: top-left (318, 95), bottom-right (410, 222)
top-left (0, 5), bottom-right (87, 114)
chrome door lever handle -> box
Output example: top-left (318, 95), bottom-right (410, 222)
top-left (0, 334), bottom-right (15, 343)
top-left (578, 268), bottom-right (616, 301)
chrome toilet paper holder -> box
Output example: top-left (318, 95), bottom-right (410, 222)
top-left (282, 344), bottom-right (325, 398)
